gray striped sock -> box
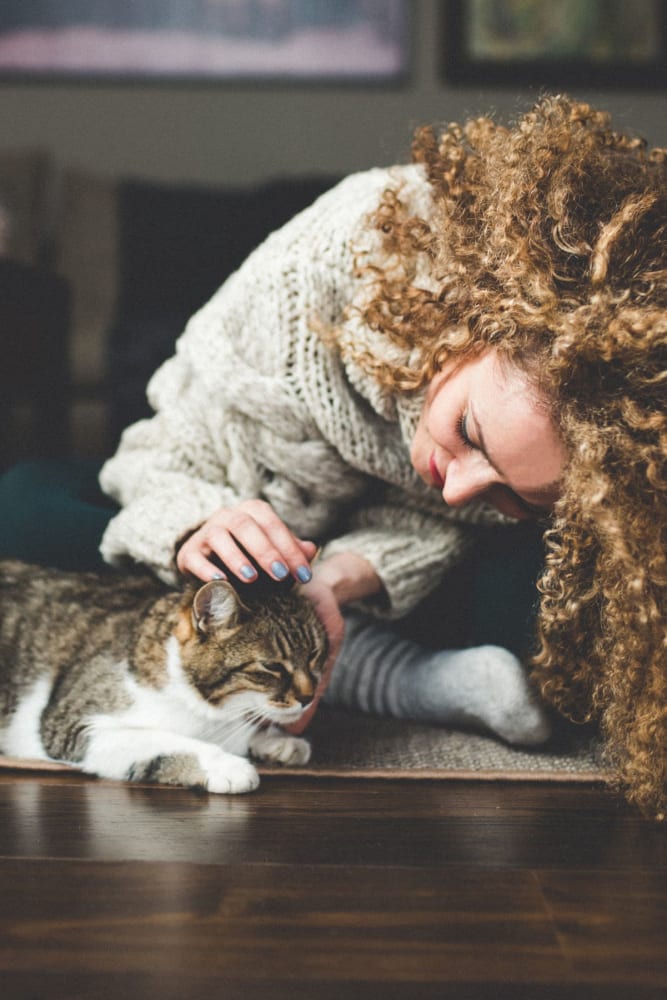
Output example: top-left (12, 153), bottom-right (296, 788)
top-left (323, 613), bottom-right (551, 746)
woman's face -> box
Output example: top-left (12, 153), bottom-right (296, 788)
top-left (411, 350), bottom-right (564, 520)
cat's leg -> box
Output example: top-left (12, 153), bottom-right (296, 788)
top-left (249, 725), bottom-right (311, 766)
top-left (323, 613), bottom-right (552, 746)
top-left (81, 724), bottom-right (260, 793)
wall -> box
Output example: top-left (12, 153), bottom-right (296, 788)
top-left (0, 0), bottom-right (665, 187)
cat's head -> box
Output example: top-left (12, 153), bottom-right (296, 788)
top-left (174, 579), bottom-right (329, 725)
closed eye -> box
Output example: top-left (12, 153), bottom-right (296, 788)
top-left (456, 411), bottom-right (474, 449)
top-left (263, 661), bottom-right (288, 676)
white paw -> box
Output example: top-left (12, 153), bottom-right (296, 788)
top-left (249, 726), bottom-right (312, 766)
top-left (201, 747), bottom-right (260, 794)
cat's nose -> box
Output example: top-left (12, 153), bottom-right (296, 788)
top-left (292, 671), bottom-right (315, 706)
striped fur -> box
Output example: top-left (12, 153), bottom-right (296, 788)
top-left (0, 560), bottom-right (328, 793)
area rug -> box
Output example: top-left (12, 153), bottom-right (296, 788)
top-left (263, 707), bottom-right (610, 782)
top-left (0, 706), bottom-right (610, 783)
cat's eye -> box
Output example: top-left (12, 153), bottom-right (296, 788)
top-left (263, 661), bottom-right (287, 676)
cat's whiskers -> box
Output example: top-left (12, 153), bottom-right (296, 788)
top-left (218, 707), bottom-right (266, 750)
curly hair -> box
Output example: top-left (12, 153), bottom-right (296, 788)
top-left (350, 95), bottom-right (667, 817)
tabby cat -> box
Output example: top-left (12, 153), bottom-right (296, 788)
top-left (0, 559), bottom-right (328, 793)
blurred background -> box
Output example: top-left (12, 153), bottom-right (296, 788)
top-left (0, 0), bottom-right (665, 464)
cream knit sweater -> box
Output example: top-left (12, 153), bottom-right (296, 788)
top-left (99, 165), bottom-right (502, 618)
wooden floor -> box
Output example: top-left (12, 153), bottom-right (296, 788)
top-left (0, 770), bottom-right (665, 1000)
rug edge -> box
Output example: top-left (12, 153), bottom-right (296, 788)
top-left (0, 754), bottom-right (611, 784)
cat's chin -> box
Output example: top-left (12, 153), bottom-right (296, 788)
top-left (227, 690), bottom-right (307, 729)
top-left (266, 704), bottom-right (309, 728)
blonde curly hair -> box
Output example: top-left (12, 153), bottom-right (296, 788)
top-left (351, 95), bottom-right (667, 817)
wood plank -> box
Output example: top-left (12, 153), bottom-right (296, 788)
top-left (0, 774), bottom-right (663, 870)
top-left (3, 974), bottom-right (663, 1000)
top-left (1, 859), bottom-right (665, 997)
top-left (539, 870), bottom-right (667, 986)
top-left (1, 774), bottom-right (665, 997)
top-left (0, 858), bottom-right (564, 982)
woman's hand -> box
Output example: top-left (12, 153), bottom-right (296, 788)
top-left (285, 574), bottom-right (346, 734)
top-left (176, 499), bottom-right (318, 585)
top-left (286, 551), bottom-right (383, 734)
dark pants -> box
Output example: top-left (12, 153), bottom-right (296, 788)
top-left (0, 459), bottom-right (545, 657)
top-left (0, 459), bottom-right (116, 572)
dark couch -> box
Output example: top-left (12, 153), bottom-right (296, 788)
top-left (0, 150), bottom-right (338, 463)
top-left (107, 173), bottom-right (338, 445)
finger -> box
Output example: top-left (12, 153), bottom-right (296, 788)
top-left (200, 524), bottom-right (267, 583)
top-left (298, 539), bottom-right (319, 562)
top-left (214, 507), bottom-right (313, 584)
top-left (177, 543), bottom-right (228, 583)
top-left (238, 501), bottom-right (317, 575)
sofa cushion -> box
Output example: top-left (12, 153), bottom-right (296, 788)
top-left (57, 168), bottom-right (119, 389)
top-left (0, 148), bottom-right (53, 266)
top-left (106, 174), bottom-right (339, 443)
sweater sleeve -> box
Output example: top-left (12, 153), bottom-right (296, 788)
top-left (99, 353), bottom-right (246, 582)
top-left (319, 491), bottom-right (474, 619)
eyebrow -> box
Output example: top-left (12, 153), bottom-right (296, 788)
top-left (469, 401), bottom-right (561, 506)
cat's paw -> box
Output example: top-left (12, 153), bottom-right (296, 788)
top-left (204, 751), bottom-right (260, 794)
top-left (125, 747), bottom-right (259, 794)
top-left (249, 725), bottom-right (312, 766)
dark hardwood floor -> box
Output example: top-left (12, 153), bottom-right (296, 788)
top-left (0, 770), bottom-right (665, 999)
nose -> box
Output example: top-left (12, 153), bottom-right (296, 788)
top-left (292, 668), bottom-right (316, 707)
top-left (442, 457), bottom-right (496, 507)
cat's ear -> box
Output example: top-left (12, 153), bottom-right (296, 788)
top-left (192, 580), bottom-right (247, 634)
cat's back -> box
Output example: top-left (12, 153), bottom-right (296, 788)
top-left (0, 559), bottom-right (169, 682)
top-left (0, 558), bottom-right (166, 615)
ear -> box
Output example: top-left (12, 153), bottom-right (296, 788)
top-left (192, 580), bottom-right (247, 634)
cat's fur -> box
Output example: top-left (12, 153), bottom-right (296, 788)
top-left (0, 560), bottom-right (328, 793)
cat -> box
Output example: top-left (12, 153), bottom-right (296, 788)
top-left (0, 559), bottom-right (329, 793)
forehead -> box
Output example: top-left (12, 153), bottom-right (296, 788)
top-left (470, 353), bottom-right (564, 496)
top-left (472, 351), bottom-right (547, 422)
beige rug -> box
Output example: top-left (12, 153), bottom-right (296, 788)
top-left (0, 707), bottom-right (610, 784)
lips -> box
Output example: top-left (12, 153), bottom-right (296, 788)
top-left (429, 453), bottom-right (445, 489)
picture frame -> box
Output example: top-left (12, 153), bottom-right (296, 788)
top-left (0, 0), bottom-right (410, 84)
top-left (442, 0), bottom-right (667, 89)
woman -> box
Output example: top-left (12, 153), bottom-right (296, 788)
top-left (4, 95), bottom-right (665, 814)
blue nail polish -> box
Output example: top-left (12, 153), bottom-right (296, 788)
top-left (296, 565), bottom-right (312, 583)
top-left (240, 564), bottom-right (257, 580)
top-left (271, 561), bottom-right (289, 580)
top-left (211, 572), bottom-right (225, 580)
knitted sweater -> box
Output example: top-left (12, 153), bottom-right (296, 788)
top-left (99, 165), bottom-right (502, 618)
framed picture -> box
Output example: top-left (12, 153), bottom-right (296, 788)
top-left (0, 0), bottom-right (410, 83)
top-left (442, 0), bottom-right (667, 88)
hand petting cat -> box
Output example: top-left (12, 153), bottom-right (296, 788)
top-left (175, 499), bottom-right (385, 732)
top-left (176, 498), bottom-right (318, 589)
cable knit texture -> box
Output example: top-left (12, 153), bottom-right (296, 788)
top-left (100, 165), bottom-right (502, 617)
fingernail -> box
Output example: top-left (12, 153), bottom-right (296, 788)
top-left (271, 561), bottom-right (289, 579)
top-left (211, 572), bottom-right (225, 580)
top-left (296, 565), bottom-right (312, 583)
top-left (240, 564), bottom-right (257, 580)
